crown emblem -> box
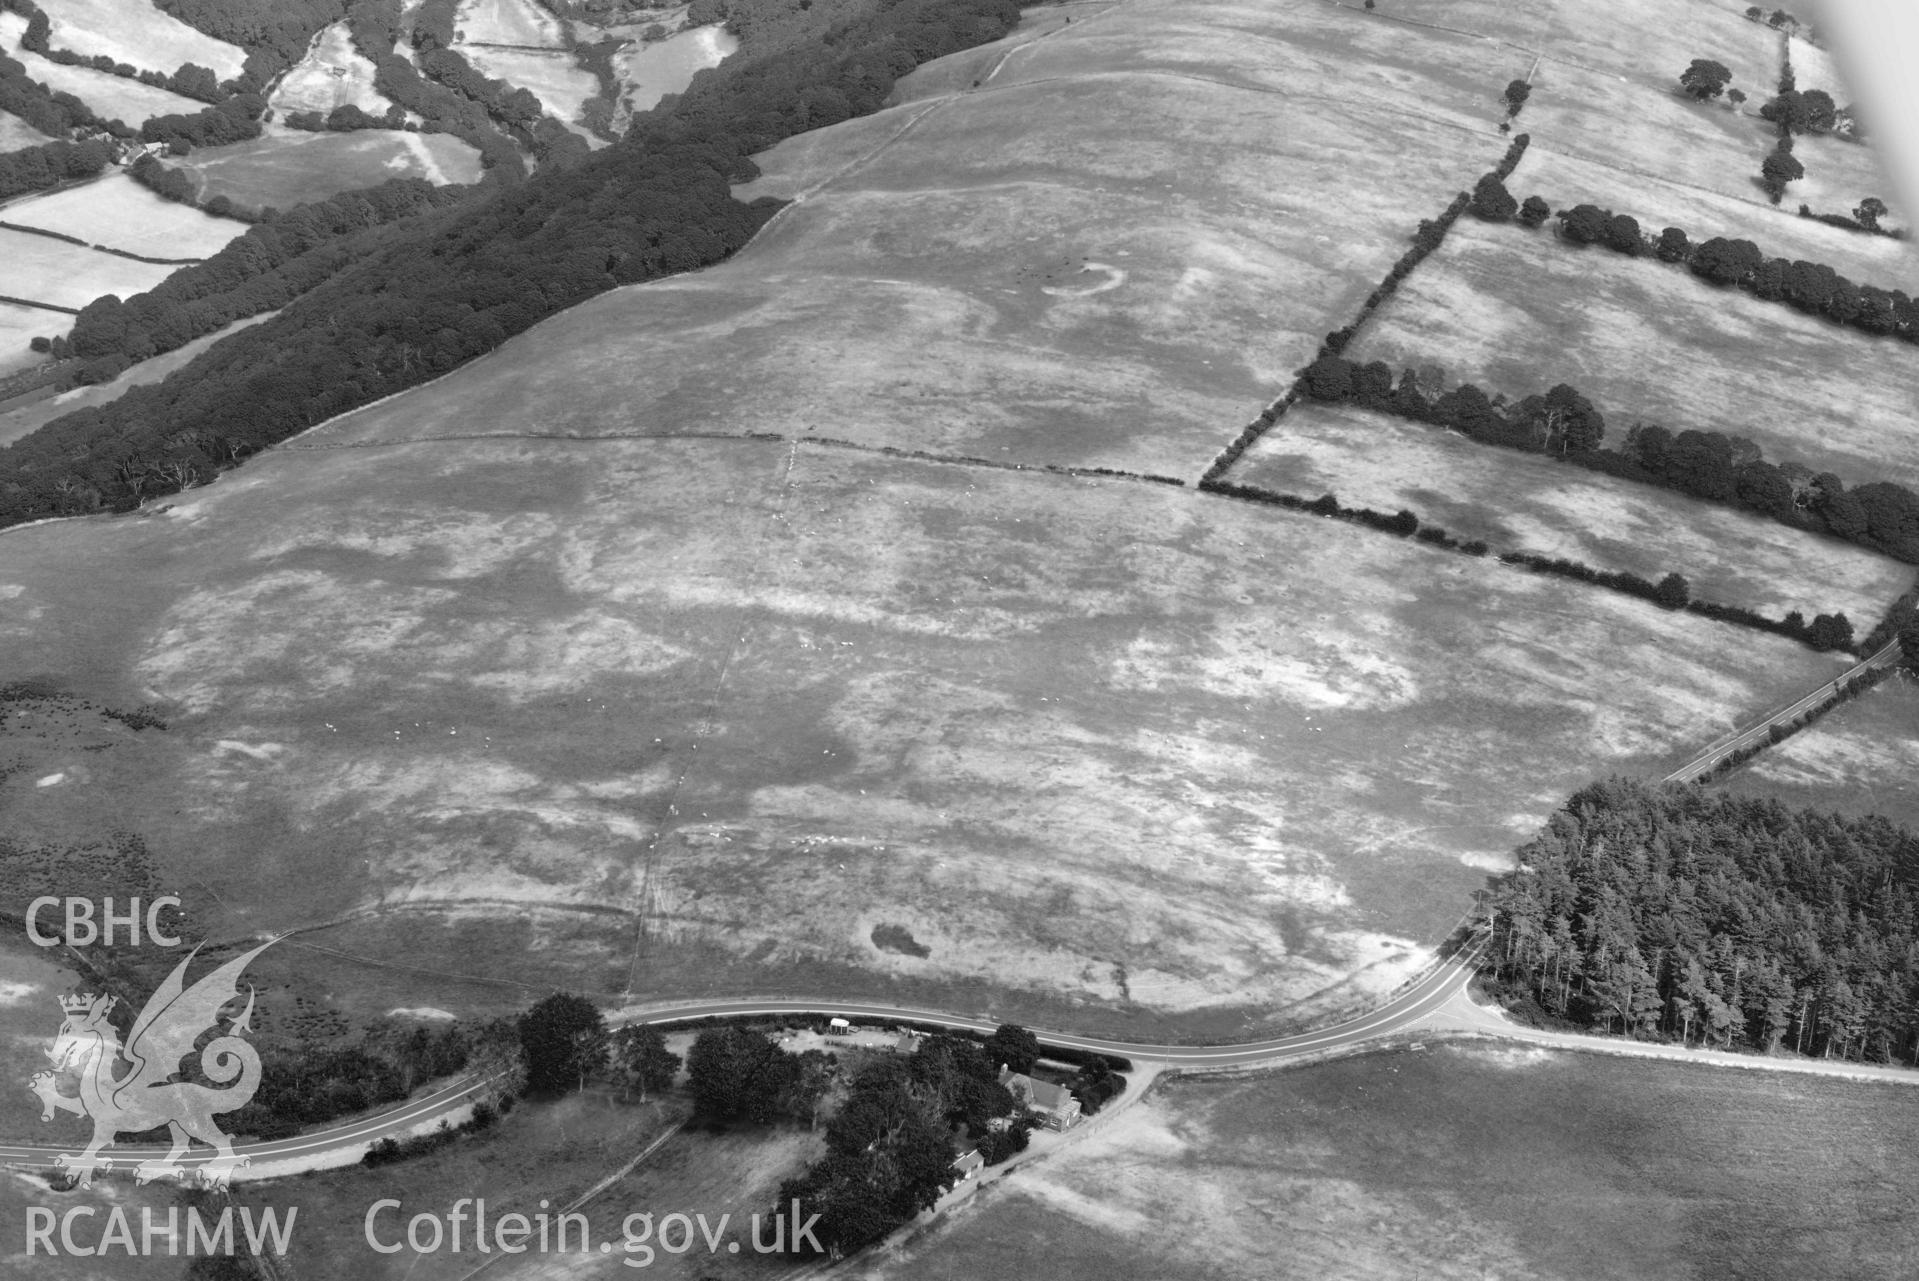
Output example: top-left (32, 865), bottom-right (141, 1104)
top-left (58, 993), bottom-right (109, 1014)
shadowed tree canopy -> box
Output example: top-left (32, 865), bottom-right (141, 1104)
top-left (1678, 58), bottom-right (1732, 100)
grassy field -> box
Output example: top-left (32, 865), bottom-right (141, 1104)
top-left (269, 20), bottom-right (396, 119)
top-left (1521, 58), bottom-right (1787, 212)
top-left (1505, 138), bottom-right (1913, 287)
top-left (0, 423), bottom-right (1847, 1040)
top-left (458, 0), bottom-right (567, 47)
top-left (315, 0), bottom-right (1525, 481)
top-left (0, 311), bottom-right (276, 447)
top-left (856, 1041), bottom-right (1919, 1281)
top-left (1229, 400), bottom-right (1914, 625)
top-left (465, 46), bottom-right (601, 126)
top-left (1344, 210), bottom-right (1919, 494)
top-left (0, 226), bottom-right (177, 309)
top-left (39, 0), bottom-right (246, 80)
top-left (1380, 0), bottom-right (1781, 96)
top-left (0, 107), bottom-right (53, 150)
top-left (279, 1088), bottom-right (731, 1279)
top-left (0, 12), bottom-right (208, 124)
top-left (2, 172), bottom-right (248, 258)
top-left (616, 24), bottom-right (736, 114)
top-left (173, 127), bottom-right (483, 210)
top-left (1790, 131), bottom-right (1898, 224)
top-left (0, 301), bottom-right (54, 376)
top-left (1719, 671), bottom-right (1919, 831)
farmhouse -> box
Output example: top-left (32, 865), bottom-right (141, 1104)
top-left (951, 1149), bottom-right (984, 1181)
top-left (998, 1066), bottom-right (1081, 1131)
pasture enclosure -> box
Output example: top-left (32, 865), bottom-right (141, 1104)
top-left (0, 225), bottom-right (176, 310)
top-left (0, 12), bottom-right (208, 123)
top-left (1721, 673), bottom-right (1919, 832)
top-left (38, 0), bottom-right (246, 80)
top-left (172, 126), bottom-right (483, 209)
top-left (866, 1042), bottom-right (1919, 1281)
top-left (1344, 212), bottom-right (1919, 495)
top-left (616, 23), bottom-right (736, 114)
top-left (268, 20), bottom-right (395, 119)
top-left (1231, 400), bottom-right (1913, 626)
top-left (2, 171), bottom-right (246, 258)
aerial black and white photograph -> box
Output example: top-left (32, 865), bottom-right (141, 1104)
top-left (3, 0), bottom-right (1919, 1276)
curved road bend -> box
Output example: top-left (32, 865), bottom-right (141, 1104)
top-left (0, 955), bottom-right (1479, 1180)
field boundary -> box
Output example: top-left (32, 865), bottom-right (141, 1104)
top-left (0, 293), bottom-right (80, 315)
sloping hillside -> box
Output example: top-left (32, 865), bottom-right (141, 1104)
top-left (1, 0), bottom-right (1908, 1040)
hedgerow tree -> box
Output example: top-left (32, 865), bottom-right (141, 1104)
top-left (1898, 616), bottom-right (1919, 671)
top-left (1760, 142), bottom-right (1805, 202)
top-left (1654, 573), bottom-right (1691, 609)
top-left (1469, 173), bottom-right (1518, 221)
top-left (986, 1023), bottom-right (1041, 1074)
top-left (520, 993), bottom-right (609, 1094)
top-left (1855, 196), bottom-right (1888, 230)
top-left (1678, 58), bottom-right (1732, 100)
top-left (1518, 194), bottom-right (1551, 227)
top-left (609, 1025), bottom-right (681, 1102)
top-left (1503, 79), bottom-right (1531, 116)
top-left (687, 1025), bottom-right (800, 1124)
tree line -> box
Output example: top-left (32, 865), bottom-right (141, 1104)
top-left (1205, 477), bottom-right (1859, 654)
top-left (1299, 299), bottom-right (1919, 567)
top-left (1488, 180), bottom-right (1918, 346)
top-left (147, 0), bottom-right (350, 93)
top-left (0, 0), bottom-right (1026, 529)
top-left (52, 177), bottom-right (467, 383)
top-left (5, 0), bottom-right (230, 102)
top-left (1485, 776), bottom-right (1919, 1064)
top-left (1201, 135), bottom-right (1531, 485)
top-left (0, 135), bottom-right (114, 200)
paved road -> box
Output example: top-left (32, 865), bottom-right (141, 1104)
top-left (0, 954), bottom-right (1479, 1181)
top-left (1662, 638), bottom-right (1903, 784)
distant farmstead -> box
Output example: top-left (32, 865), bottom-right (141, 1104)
top-left (998, 1065), bottom-right (1081, 1131)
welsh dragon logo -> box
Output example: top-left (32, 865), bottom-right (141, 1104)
top-left (28, 940), bottom-right (272, 1187)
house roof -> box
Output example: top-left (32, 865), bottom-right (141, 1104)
top-left (999, 1066), bottom-right (1077, 1112)
top-left (951, 1149), bottom-right (984, 1173)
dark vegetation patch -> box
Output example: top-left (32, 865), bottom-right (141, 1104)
top-left (1486, 776), bottom-right (1919, 1062)
top-left (870, 922), bottom-right (930, 957)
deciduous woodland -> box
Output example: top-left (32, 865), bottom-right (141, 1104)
top-left (1486, 776), bottom-right (1919, 1063)
top-left (0, 0), bottom-right (1023, 528)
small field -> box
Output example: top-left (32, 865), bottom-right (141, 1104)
top-left (1521, 59), bottom-right (1785, 213)
top-left (171, 127), bottom-right (484, 210)
top-left (1788, 33), bottom-right (1847, 101)
top-left (617, 23), bottom-right (736, 114)
top-left (1343, 210), bottom-right (1919, 494)
top-left (859, 1041), bottom-right (1919, 1281)
top-left (0, 12), bottom-right (208, 124)
top-left (0, 226), bottom-right (177, 310)
top-left (1389, 0), bottom-right (1781, 97)
top-left (0, 311), bottom-right (276, 447)
top-left (1719, 671), bottom-right (1919, 831)
top-left (2, 172), bottom-right (247, 258)
top-left (457, 0), bottom-right (567, 47)
top-left (0, 301), bottom-right (55, 376)
top-left (1504, 140), bottom-right (1913, 287)
top-left (1789, 131), bottom-right (1898, 227)
top-left (464, 46), bottom-right (600, 126)
top-left (1229, 400), bottom-right (1913, 625)
top-left (38, 0), bottom-right (246, 80)
top-left (0, 107), bottom-right (53, 150)
top-left (269, 20), bottom-right (395, 119)
top-left (280, 1088), bottom-right (723, 1279)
